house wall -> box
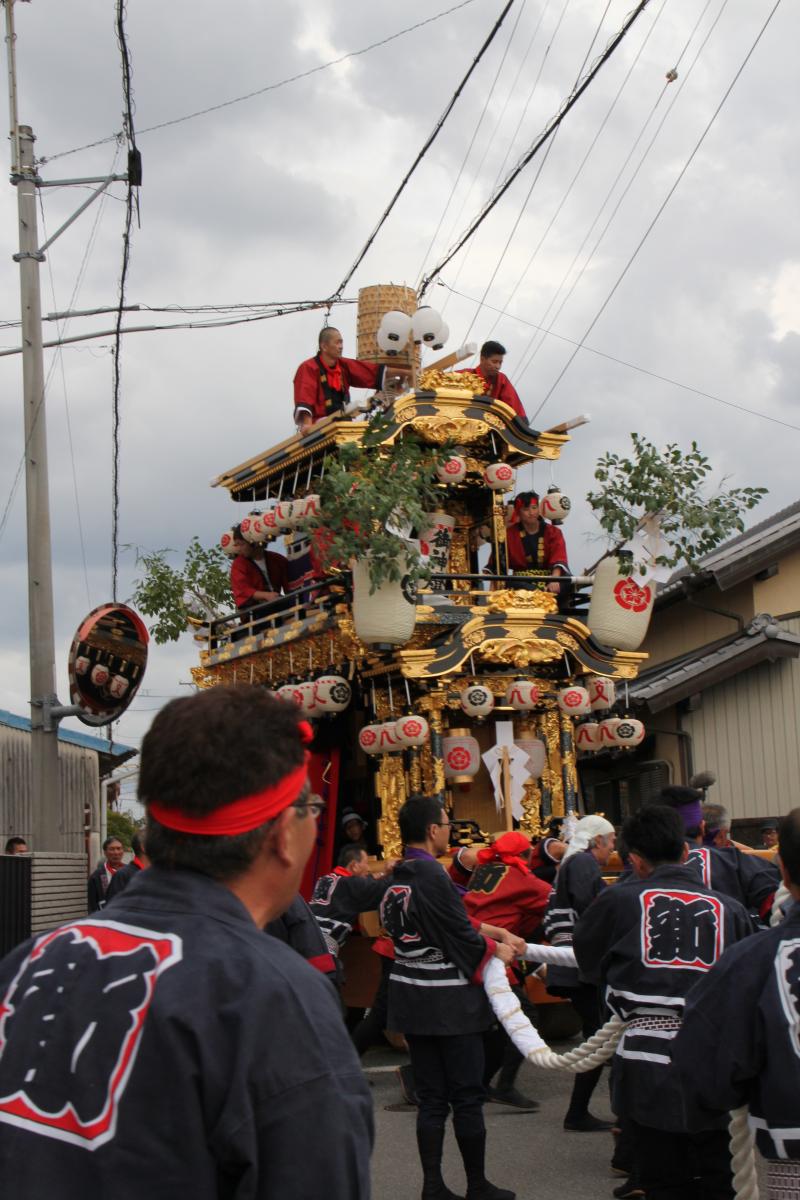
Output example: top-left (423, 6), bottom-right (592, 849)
top-left (753, 545), bottom-right (800, 616)
top-left (681, 617), bottom-right (800, 821)
top-left (642, 580), bottom-right (756, 668)
top-left (0, 726), bottom-right (97, 854)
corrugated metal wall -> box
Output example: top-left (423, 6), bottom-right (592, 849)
top-left (683, 617), bottom-right (800, 820)
top-left (0, 726), bottom-right (97, 853)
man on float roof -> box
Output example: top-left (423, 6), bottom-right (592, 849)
top-left (459, 340), bottom-right (527, 421)
top-left (293, 326), bottom-right (408, 434)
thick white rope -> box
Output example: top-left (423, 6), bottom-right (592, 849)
top-left (483, 951), bottom-right (760, 1199)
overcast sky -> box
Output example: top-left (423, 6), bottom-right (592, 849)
top-left (0, 0), bottom-right (796, 788)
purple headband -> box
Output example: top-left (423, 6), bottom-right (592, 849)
top-left (676, 798), bottom-right (703, 833)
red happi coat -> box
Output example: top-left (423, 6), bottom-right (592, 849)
top-left (457, 366), bottom-right (526, 420)
top-left (293, 355), bottom-right (385, 424)
top-left (505, 522), bottom-right (568, 574)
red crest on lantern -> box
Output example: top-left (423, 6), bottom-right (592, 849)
top-left (613, 578), bottom-right (652, 613)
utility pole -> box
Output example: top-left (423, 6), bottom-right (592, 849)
top-left (5, 1), bottom-right (61, 850)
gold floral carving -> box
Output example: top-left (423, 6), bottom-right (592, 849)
top-left (520, 779), bottom-right (545, 841)
top-left (411, 416), bottom-right (491, 446)
top-left (486, 589), bottom-right (558, 614)
top-left (375, 755), bottom-right (407, 861)
top-left (539, 709), bottom-right (565, 818)
top-left (479, 638), bottom-right (564, 668)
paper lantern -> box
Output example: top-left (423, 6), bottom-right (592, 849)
top-left (614, 718), bottom-right (645, 747)
top-left (358, 724), bottom-right (382, 755)
top-left (460, 684), bottom-right (495, 719)
top-left (588, 557), bottom-right (655, 651)
top-left (394, 714), bottom-right (430, 748)
top-left (431, 320), bottom-right (450, 351)
top-left (239, 512), bottom-right (260, 544)
top-left (557, 686), bottom-right (591, 716)
top-left (435, 455), bottom-right (467, 484)
top-left (411, 306), bottom-right (443, 345)
top-left (575, 722), bottom-right (601, 752)
top-left (540, 489), bottom-right (571, 523)
top-left (220, 529), bottom-right (239, 557)
top-left (378, 310), bottom-right (412, 347)
top-left (598, 717), bottom-right (621, 748)
top-left (296, 680), bottom-right (320, 716)
top-left (274, 500), bottom-right (296, 530)
top-left (351, 559), bottom-right (417, 646)
top-left (75, 655), bottom-right (90, 676)
top-left (377, 722), bottom-right (402, 753)
top-left (442, 732), bottom-right (481, 784)
top-left (297, 494), bottom-right (322, 521)
top-left (261, 509), bottom-right (279, 536)
top-left (505, 679), bottom-right (540, 711)
top-left (314, 675), bottom-right (352, 714)
top-left (276, 683), bottom-right (304, 707)
top-left (587, 676), bottom-right (616, 711)
top-left (90, 664), bottom-right (110, 688)
top-left (420, 511), bottom-right (455, 592)
top-left (483, 462), bottom-right (516, 492)
top-left (108, 675), bottom-right (129, 700)
top-left (515, 736), bottom-right (547, 778)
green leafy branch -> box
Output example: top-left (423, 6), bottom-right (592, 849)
top-left (129, 537), bottom-right (232, 644)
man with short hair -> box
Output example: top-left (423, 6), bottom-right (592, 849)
top-left (573, 805), bottom-right (754, 1200)
top-left (310, 844), bottom-right (392, 955)
top-left (105, 830), bottom-right (149, 902)
top-left (229, 525), bottom-right (289, 612)
top-left (459, 341), bottom-right (526, 420)
top-left (671, 808), bottom-right (800, 1199)
top-left (0, 686), bottom-right (373, 1198)
top-left (293, 327), bottom-right (391, 433)
top-left (761, 818), bottom-right (779, 850)
top-left (503, 492), bottom-right (569, 595)
top-left (3, 836), bottom-right (28, 854)
top-left (381, 796), bottom-right (516, 1200)
top-left (87, 835), bottom-right (126, 912)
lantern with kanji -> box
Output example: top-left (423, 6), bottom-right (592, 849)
top-left (419, 511), bottom-right (456, 590)
top-left (587, 675), bottom-right (616, 711)
top-left (358, 724), bottom-right (382, 755)
top-left (540, 488), bottom-right (571, 523)
top-left (505, 679), bottom-right (539, 711)
top-left (276, 683), bottom-right (303, 707)
top-left (394, 714), bottom-right (430, 748)
top-left (598, 717), bottom-right (621, 748)
top-left (436, 455), bottom-right (467, 484)
top-left (377, 722), bottom-right (403, 753)
top-left (296, 680), bottom-right (319, 716)
top-left (614, 718), bottom-right (645, 748)
top-left (575, 722), bottom-right (601, 753)
top-left (557, 686), bottom-right (591, 716)
top-left (483, 462), bottom-right (516, 492)
top-left (460, 684), bottom-right (495, 719)
top-left (314, 675), bottom-right (352, 714)
top-left (588, 557), bottom-right (655, 651)
top-left (274, 500), bottom-right (296, 530)
top-left (442, 730), bottom-right (481, 785)
top-left (108, 674), bottom-right (129, 700)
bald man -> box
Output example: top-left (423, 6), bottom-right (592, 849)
top-left (293, 328), bottom-right (407, 433)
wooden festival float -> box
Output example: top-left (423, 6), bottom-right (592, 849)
top-left (191, 285), bottom-right (655, 884)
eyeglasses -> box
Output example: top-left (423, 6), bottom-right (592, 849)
top-left (294, 795), bottom-right (327, 820)
top-left (433, 821), bottom-right (452, 829)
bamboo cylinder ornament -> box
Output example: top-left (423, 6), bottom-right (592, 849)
top-left (357, 284), bottom-right (418, 367)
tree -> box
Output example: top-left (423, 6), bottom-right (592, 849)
top-left (130, 536), bottom-right (232, 644)
top-left (587, 434), bottom-right (767, 575)
top-left (107, 809), bottom-right (140, 848)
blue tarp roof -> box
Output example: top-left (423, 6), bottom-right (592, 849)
top-left (0, 709), bottom-right (137, 759)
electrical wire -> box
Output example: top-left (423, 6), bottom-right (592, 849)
top-left (38, 1), bottom-right (480, 165)
top-left (531, 0), bottom-right (783, 422)
top-left (437, 280), bottom-right (800, 433)
top-left (331, 0), bottom-right (517, 300)
top-left (418, 0), bottom-right (653, 298)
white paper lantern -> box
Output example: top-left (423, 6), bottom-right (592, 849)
top-left (587, 676), bottom-right (616, 711)
top-left (515, 736), bottom-right (547, 778)
top-left (588, 557), bottom-right (656, 651)
top-left (296, 494), bottom-right (322, 521)
top-left (394, 714), bottom-right (430, 748)
top-left (598, 717), bottom-right (621, 748)
top-left (378, 310), bottom-right (412, 347)
top-left (411, 306), bottom-right (444, 345)
top-left (575, 722), bottom-right (601, 752)
top-left (274, 500), bottom-right (296, 530)
top-left (314, 675), bottom-right (352, 714)
top-left (614, 718), bottom-right (645, 747)
top-left (505, 679), bottom-right (540, 711)
top-left (75, 655), bottom-right (90, 676)
top-left (436, 455), bottom-right (467, 484)
top-left (420, 511), bottom-right (455, 592)
top-left (108, 675), bottom-right (129, 700)
top-left (431, 320), bottom-right (450, 351)
top-left (90, 664), bottom-right (110, 688)
top-left (351, 559), bottom-right (417, 646)
top-left (358, 724), bottom-right (383, 755)
top-left (442, 733), bottom-right (481, 784)
top-left (220, 529), bottom-right (239, 557)
top-left (239, 512), bottom-right (262, 544)
top-left (260, 509), bottom-right (279, 536)
top-left (460, 684), bottom-right (495, 719)
top-left (540, 490), bottom-right (571, 522)
top-left (483, 462), bottom-right (516, 492)
top-left (296, 680), bottom-right (319, 716)
top-left (377, 722), bottom-right (403, 753)
top-left (557, 686), bottom-right (591, 716)
top-left (276, 683), bottom-right (304, 707)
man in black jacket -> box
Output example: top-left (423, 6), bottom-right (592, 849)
top-left (105, 830), bottom-right (149, 902)
top-left (380, 796), bottom-right (515, 1200)
top-left (87, 835), bottom-right (125, 911)
top-left (310, 843), bottom-right (392, 954)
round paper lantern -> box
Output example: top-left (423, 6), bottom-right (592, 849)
top-left (378, 310), bottom-right (412, 347)
top-left (108, 674), bottom-right (129, 700)
top-left (358, 724), bottom-right (382, 755)
top-left (442, 732), bottom-right (481, 784)
top-left (261, 508), bottom-right (279, 536)
top-left (274, 500), bottom-right (296, 530)
top-left (431, 320), bottom-right (450, 351)
top-left (296, 680), bottom-right (319, 716)
top-left (614, 718), bottom-right (645, 747)
top-left (598, 717), bottom-right (622, 748)
top-left (90, 664), bottom-right (110, 688)
top-left (588, 557), bottom-right (655, 651)
top-left (587, 676), bottom-right (616, 711)
top-left (314, 675), bottom-right (351, 714)
top-left (483, 462), bottom-right (516, 492)
top-left (557, 686), bottom-right (591, 716)
top-left (394, 714), bottom-right (430, 748)
top-left (276, 683), bottom-right (304, 707)
top-left (420, 511), bottom-right (455, 589)
top-left (297, 494), bottom-right (321, 521)
top-left (220, 529), bottom-right (239, 557)
top-left (540, 489), bottom-right (571, 522)
top-left (377, 722), bottom-right (402, 753)
top-left (505, 679), bottom-right (540, 711)
top-left (239, 512), bottom-right (261, 544)
top-left (75, 655), bottom-right (90, 676)
top-left (515, 737), bottom-right (547, 778)
top-left (411, 306), bottom-right (443, 345)
top-left (460, 684), bottom-right (495, 719)
top-left (435, 455), bottom-right (467, 484)
top-left (575, 722), bottom-right (601, 752)
top-left (351, 559), bottom-right (416, 647)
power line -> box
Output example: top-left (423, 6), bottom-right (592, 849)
top-left (331, 0), bottom-right (518, 299)
top-left (418, 0), bottom-right (654, 298)
top-left (437, 281), bottom-right (800, 433)
top-left (38, 1), bottom-right (480, 165)
top-left (532, 0), bottom-right (783, 421)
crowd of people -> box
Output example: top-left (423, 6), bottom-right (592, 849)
top-left (0, 686), bottom-right (795, 1200)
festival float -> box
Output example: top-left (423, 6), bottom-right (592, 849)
top-left (190, 285), bottom-right (656, 890)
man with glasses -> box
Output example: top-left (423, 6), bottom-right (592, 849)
top-left (380, 796), bottom-right (517, 1200)
top-left (0, 687), bottom-right (372, 1198)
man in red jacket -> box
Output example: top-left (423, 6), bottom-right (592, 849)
top-left (229, 527), bottom-right (289, 611)
top-left (505, 492), bottom-right (569, 594)
top-left (459, 341), bottom-right (526, 421)
top-left (294, 327), bottom-right (406, 432)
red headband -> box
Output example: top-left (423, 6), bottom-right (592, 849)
top-left (148, 720), bottom-right (313, 836)
top-left (513, 494), bottom-right (539, 513)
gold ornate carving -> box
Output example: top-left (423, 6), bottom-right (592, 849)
top-left (483, 412), bottom-right (504, 430)
top-left (417, 370), bottom-right (487, 395)
top-left (375, 755), bottom-right (407, 860)
top-left (520, 779), bottom-right (544, 841)
top-left (555, 631), bottom-right (580, 651)
top-left (412, 415), bottom-right (491, 446)
top-left (539, 709), bottom-right (565, 818)
top-left (480, 637), bottom-right (564, 668)
top-left (485, 589), bottom-right (558, 613)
